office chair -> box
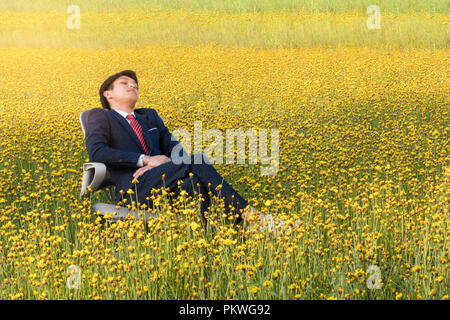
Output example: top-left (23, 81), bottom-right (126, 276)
top-left (79, 109), bottom-right (157, 223)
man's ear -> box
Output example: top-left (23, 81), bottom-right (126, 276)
top-left (103, 90), bottom-right (111, 99)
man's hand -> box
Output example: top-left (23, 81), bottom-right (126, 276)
top-left (133, 155), bottom-right (170, 179)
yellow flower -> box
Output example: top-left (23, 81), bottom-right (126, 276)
top-left (273, 270), bottom-right (281, 279)
top-left (103, 212), bottom-right (113, 219)
top-left (435, 276), bottom-right (444, 283)
top-left (249, 286), bottom-right (259, 294)
top-left (411, 265), bottom-right (421, 272)
top-left (222, 239), bottom-right (235, 246)
top-left (288, 283), bottom-right (299, 290)
top-left (190, 222), bottom-right (201, 231)
top-left (196, 239), bottom-right (208, 248)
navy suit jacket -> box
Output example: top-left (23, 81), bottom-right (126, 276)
top-left (84, 107), bottom-right (185, 199)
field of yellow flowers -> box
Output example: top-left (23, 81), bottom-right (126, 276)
top-left (0, 1), bottom-right (448, 300)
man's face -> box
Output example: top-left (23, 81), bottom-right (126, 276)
top-left (103, 75), bottom-right (139, 108)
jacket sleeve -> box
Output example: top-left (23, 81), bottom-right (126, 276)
top-left (85, 108), bottom-right (142, 168)
top-left (152, 109), bottom-right (185, 158)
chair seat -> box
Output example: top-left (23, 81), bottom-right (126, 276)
top-left (92, 203), bottom-right (158, 223)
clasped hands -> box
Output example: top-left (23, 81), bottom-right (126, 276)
top-left (133, 155), bottom-right (171, 179)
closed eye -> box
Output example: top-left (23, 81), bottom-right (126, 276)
top-left (121, 81), bottom-right (138, 89)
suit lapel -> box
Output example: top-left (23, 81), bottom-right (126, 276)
top-left (110, 109), bottom-right (147, 154)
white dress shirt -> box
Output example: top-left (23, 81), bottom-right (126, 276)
top-left (112, 109), bottom-right (145, 167)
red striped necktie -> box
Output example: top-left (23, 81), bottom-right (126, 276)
top-left (126, 114), bottom-right (150, 155)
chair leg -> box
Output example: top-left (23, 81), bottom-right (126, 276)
top-left (110, 186), bottom-right (116, 203)
top-left (101, 187), bottom-right (116, 203)
top-left (101, 189), bottom-right (110, 202)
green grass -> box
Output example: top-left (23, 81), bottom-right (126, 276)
top-left (0, 6), bottom-right (447, 49)
top-left (0, 0), bottom-right (447, 13)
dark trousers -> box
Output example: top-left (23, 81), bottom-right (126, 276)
top-left (122, 154), bottom-right (248, 227)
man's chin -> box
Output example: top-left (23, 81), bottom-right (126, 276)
top-left (122, 97), bottom-right (138, 105)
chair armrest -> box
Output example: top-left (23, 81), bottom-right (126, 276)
top-left (80, 162), bottom-right (110, 198)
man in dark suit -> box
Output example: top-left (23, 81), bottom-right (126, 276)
top-left (84, 70), bottom-right (265, 228)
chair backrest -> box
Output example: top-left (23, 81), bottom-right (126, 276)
top-left (79, 109), bottom-right (93, 138)
top-left (79, 109), bottom-right (115, 200)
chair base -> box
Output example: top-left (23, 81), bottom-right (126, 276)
top-left (92, 203), bottom-right (158, 223)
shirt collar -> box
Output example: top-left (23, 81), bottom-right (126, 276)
top-left (112, 108), bottom-right (135, 119)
